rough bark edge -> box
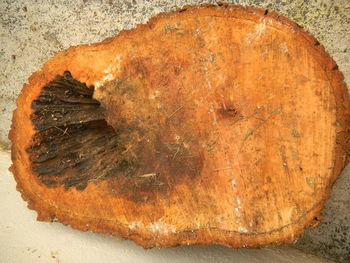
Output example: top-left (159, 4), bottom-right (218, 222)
top-left (8, 3), bottom-right (350, 248)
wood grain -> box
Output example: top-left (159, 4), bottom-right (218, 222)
top-left (9, 4), bottom-right (350, 248)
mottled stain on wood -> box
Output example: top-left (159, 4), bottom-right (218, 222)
top-left (27, 72), bottom-right (204, 202)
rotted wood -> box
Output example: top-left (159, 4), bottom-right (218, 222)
top-left (9, 4), bottom-right (350, 248)
top-left (28, 72), bottom-right (117, 190)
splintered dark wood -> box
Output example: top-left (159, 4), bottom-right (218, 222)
top-left (31, 71), bottom-right (105, 131)
top-left (27, 72), bottom-right (203, 201)
top-left (27, 72), bottom-right (139, 190)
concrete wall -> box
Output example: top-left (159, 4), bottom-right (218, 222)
top-left (1, 1), bottom-right (349, 262)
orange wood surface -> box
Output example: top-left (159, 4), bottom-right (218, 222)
top-left (9, 4), bottom-right (350, 248)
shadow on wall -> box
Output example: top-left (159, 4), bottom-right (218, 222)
top-left (0, 141), bottom-right (10, 152)
top-left (294, 163), bottom-right (350, 263)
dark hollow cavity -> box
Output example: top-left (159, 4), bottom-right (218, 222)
top-left (27, 71), bottom-right (204, 202)
top-left (27, 71), bottom-right (141, 190)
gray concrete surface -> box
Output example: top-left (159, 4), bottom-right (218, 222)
top-left (294, 164), bottom-right (350, 263)
top-left (0, 0), bottom-right (349, 262)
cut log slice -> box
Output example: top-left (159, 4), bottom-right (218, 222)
top-left (9, 4), bottom-right (350, 248)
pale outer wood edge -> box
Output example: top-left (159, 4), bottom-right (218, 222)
top-left (8, 4), bottom-right (350, 248)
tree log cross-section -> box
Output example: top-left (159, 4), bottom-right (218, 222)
top-left (9, 4), bottom-right (350, 248)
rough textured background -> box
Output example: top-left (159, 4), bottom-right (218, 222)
top-left (294, 164), bottom-right (350, 263)
top-left (0, 0), bottom-right (349, 262)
